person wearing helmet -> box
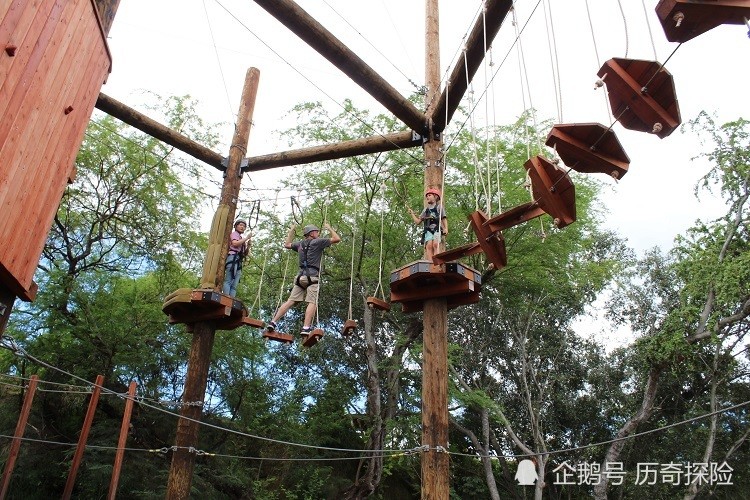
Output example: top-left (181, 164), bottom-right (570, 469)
top-left (408, 188), bottom-right (448, 262)
top-left (265, 222), bottom-right (341, 337)
top-left (222, 220), bottom-right (251, 297)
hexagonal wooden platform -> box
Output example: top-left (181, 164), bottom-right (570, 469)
top-left (162, 288), bottom-right (263, 331)
top-left (389, 261), bottom-right (482, 313)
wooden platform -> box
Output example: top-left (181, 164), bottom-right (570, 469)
top-left (546, 123), bottom-right (630, 179)
top-left (302, 328), bottom-right (324, 348)
top-left (597, 58), bottom-right (681, 138)
top-left (263, 330), bottom-right (294, 344)
top-left (656, 0), bottom-right (750, 43)
top-left (524, 155), bottom-right (576, 228)
top-left (162, 288), bottom-right (262, 331)
top-left (389, 261), bottom-right (482, 313)
top-left (366, 297), bottom-right (391, 311)
top-left (341, 319), bottom-right (357, 337)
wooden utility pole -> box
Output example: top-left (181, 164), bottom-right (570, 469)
top-left (165, 68), bottom-right (260, 500)
top-left (421, 0), bottom-right (449, 498)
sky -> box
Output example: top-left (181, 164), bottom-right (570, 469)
top-left (101, 0), bottom-right (749, 255)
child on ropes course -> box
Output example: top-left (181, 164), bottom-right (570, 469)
top-left (408, 188), bottom-right (448, 262)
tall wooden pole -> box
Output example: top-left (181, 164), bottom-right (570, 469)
top-left (422, 0), bottom-right (449, 498)
top-left (165, 68), bottom-right (260, 500)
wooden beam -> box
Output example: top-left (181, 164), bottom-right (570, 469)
top-left (428, 0), bottom-right (514, 132)
top-left (252, 0), bottom-right (428, 133)
top-left (243, 130), bottom-right (421, 171)
top-left (95, 93), bottom-right (225, 170)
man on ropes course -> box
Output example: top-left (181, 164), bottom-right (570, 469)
top-left (266, 223), bottom-right (341, 336)
top-left (222, 220), bottom-right (251, 297)
top-left (408, 188), bottom-right (448, 262)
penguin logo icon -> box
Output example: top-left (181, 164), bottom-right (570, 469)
top-left (515, 459), bottom-right (538, 485)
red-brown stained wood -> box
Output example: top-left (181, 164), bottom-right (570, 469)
top-left (484, 201), bottom-right (546, 233)
top-left (546, 123), bottom-right (630, 179)
top-left (656, 0), bottom-right (750, 42)
top-left (597, 58), bottom-right (681, 138)
top-left (524, 155), bottom-right (576, 228)
top-left (0, 0), bottom-right (111, 301)
top-left (469, 210), bottom-right (508, 270)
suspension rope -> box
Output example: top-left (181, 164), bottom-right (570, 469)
top-left (373, 185), bottom-right (387, 301)
top-left (346, 192), bottom-right (358, 321)
top-left (616, 0), bottom-right (629, 58)
top-left (543, 0), bottom-right (563, 123)
top-left (201, 0), bottom-right (234, 123)
top-left (641, 0), bottom-right (659, 60)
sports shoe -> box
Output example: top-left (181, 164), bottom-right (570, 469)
top-left (265, 321), bottom-right (277, 332)
top-left (300, 326), bottom-right (313, 336)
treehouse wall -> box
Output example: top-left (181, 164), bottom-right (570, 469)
top-left (0, 0), bottom-right (112, 302)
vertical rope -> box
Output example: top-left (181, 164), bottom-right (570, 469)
top-left (347, 192), bottom-right (358, 320)
top-left (585, 0), bottom-right (613, 123)
top-left (641, 0), bottom-right (659, 60)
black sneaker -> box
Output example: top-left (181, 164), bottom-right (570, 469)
top-left (266, 321), bottom-right (277, 332)
top-left (300, 326), bottom-right (313, 336)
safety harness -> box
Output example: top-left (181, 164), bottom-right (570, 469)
top-left (421, 206), bottom-right (442, 244)
top-left (296, 238), bottom-right (319, 289)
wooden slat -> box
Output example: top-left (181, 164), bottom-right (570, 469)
top-left (432, 242), bottom-right (482, 264)
top-left (366, 297), bottom-right (391, 311)
top-left (341, 319), bottom-right (357, 337)
top-left (2, 2), bottom-right (108, 295)
top-left (18, 17), bottom-right (109, 283)
top-left (301, 328), bottom-right (324, 348)
top-left (484, 202), bottom-right (546, 233)
top-left (0, 0), bottom-right (62, 144)
top-left (0, 0), bottom-right (88, 208)
top-left (262, 330), bottom-right (294, 344)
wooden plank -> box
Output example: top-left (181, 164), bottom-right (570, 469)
top-left (0, 0), bottom-right (38, 104)
top-left (19, 24), bottom-right (109, 278)
top-left (0, 0), bottom-right (62, 144)
top-left (432, 242), bottom-right (482, 264)
top-left (0, 0), bottom-right (87, 208)
top-left (469, 211), bottom-right (507, 270)
top-left (301, 328), bottom-right (324, 348)
top-left (484, 201), bottom-right (546, 233)
top-left (341, 319), bottom-right (357, 337)
top-left (263, 330), bottom-right (294, 344)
